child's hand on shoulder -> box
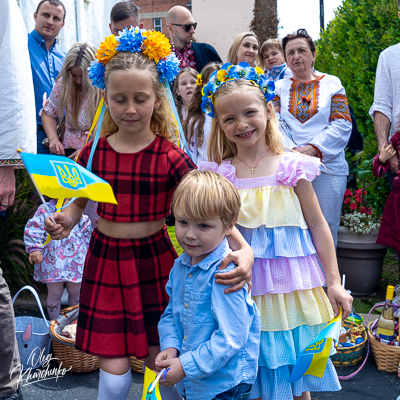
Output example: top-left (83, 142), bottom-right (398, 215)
top-left (379, 143), bottom-right (396, 164)
top-left (29, 250), bottom-right (43, 264)
top-left (44, 212), bottom-right (73, 240)
top-left (156, 356), bottom-right (186, 387)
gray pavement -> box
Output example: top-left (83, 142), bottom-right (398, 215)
top-left (13, 305), bottom-right (400, 400)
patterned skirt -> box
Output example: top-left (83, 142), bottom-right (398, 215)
top-left (75, 225), bottom-right (177, 359)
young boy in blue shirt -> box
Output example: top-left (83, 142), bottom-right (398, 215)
top-left (156, 170), bottom-right (261, 400)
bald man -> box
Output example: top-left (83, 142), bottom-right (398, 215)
top-left (166, 6), bottom-right (221, 72)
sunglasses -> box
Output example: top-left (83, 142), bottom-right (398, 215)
top-left (170, 23), bottom-right (197, 32)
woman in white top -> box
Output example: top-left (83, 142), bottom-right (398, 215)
top-left (273, 29), bottom-right (352, 247)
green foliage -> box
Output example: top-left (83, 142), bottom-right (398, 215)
top-left (167, 226), bottom-right (183, 256)
top-left (346, 151), bottom-right (389, 212)
top-left (315, 0), bottom-right (399, 213)
top-left (0, 170), bottom-right (40, 292)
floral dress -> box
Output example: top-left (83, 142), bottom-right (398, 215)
top-left (24, 200), bottom-right (92, 283)
top-left (42, 76), bottom-right (91, 150)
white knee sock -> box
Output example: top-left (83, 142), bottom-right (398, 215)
top-left (97, 368), bottom-right (132, 400)
top-left (159, 385), bottom-right (183, 400)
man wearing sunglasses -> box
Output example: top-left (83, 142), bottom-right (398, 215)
top-left (166, 5), bottom-right (221, 73)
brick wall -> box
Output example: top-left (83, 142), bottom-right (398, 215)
top-left (135, 0), bottom-right (191, 36)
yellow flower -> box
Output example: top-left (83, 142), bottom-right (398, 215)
top-left (255, 66), bottom-right (264, 76)
top-left (142, 31), bottom-right (171, 62)
top-left (196, 74), bottom-right (203, 86)
top-left (96, 35), bottom-right (118, 64)
top-left (216, 69), bottom-right (229, 83)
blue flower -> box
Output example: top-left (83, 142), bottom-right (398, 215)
top-left (88, 61), bottom-right (106, 90)
top-left (116, 26), bottom-right (144, 52)
top-left (201, 96), bottom-right (215, 117)
top-left (229, 62), bottom-right (256, 80)
top-left (157, 53), bottom-right (181, 84)
top-left (202, 81), bottom-right (216, 98)
top-left (258, 76), bottom-right (275, 101)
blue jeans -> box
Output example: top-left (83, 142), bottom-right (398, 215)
top-left (184, 383), bottom-right (252, 400)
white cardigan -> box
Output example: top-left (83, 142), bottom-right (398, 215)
top-left (0, 0), bottom-right (36, 165)
top-left (274, 73), bottom-right (352, 176)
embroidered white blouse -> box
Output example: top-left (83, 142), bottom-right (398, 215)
top-left (273, 73), bottom-right (352, 176)
top-left (369, 43), bottom-right (400, 141)
top-left (43, 77), bottom-right (91, 150)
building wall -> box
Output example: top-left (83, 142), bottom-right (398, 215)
top-left (19, 0), bottom-right (123, 52)
top-left (135, 0), bottom-right (191, 36)
top-left (192, 0), bottom-right (254, 62)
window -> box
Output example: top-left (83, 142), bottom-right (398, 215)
top-left (154, 18), bottom-right (162, 32)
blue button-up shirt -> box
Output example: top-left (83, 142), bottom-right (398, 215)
top-left (28, 30), bottom-right (66, 125)
top-left (158, 239), bottom-right (261, 400)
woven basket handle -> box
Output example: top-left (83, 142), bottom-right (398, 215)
top-left (337, 303), bottom-right (383, 380)
top-left (12, 285), bottom-right (49, 328)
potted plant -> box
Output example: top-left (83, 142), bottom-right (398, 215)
top-left (337, 154), bottom-right (386, 296)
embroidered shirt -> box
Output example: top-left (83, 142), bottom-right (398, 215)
top-left (77, 135), bottom-right (195, 222)
top-left (158, 238), bottom-right (260, 400)
top-left (0, 0), bottom-right (36, 165)
top-left (173, 44), bottom-right (196, 69)
top-left (369, 43), bottom-right (400, 141)
top-left (42, 77), bottom-right (91, 150)
top-left (273, 74), bottom-right (352, 175)
top-left (28, 30), bottom-right (66, 126)
top-left (266, 63), bottom-right (293, 82)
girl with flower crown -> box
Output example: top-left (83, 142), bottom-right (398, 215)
top-left (200, 62), bottom-right (353, 400)
top-left (44, 30), bottom-right (254, 400)
top-left (183, 62), bottom-right (222, 165)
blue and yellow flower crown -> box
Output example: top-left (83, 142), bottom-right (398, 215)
top-left (201, 62), bottom-right (275, 118)
top-left (88, 27), bottom-right (181, 89)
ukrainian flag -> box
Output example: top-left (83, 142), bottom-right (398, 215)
top-left (288, 308), bottom-right (342, 382)
top-left (142, 368), bottom-right (162, 400)
top-left (20, 152), bottom-right (117, 204)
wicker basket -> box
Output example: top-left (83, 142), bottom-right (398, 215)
top-left (130, 356), bottom-right (144, 374)
top-left (330, 320), bottom-right (367, 367)
top-left (50, 305), bottom-right (100, 373)
top-left (368, 321), bottom-right (400, 373)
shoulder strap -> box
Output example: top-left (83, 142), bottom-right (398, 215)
top-left (12, 285), bottom-right (49, 327)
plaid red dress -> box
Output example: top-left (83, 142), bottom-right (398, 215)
top-left (75, 135), bottom-right (195, 359)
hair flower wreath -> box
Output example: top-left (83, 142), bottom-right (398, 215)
top-left (201, 62), bottom-right (275, 118)
top-left (88, 26), bottom-right (181, 89)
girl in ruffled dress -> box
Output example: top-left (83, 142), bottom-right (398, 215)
top-left (24, 199), bottom-right (92, 320)
top-left (200, 63), bottom-right (352, 400)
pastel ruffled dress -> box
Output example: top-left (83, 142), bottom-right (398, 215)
top-left (200, 153), bottom-right (341, 400)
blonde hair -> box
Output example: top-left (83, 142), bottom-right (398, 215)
top-left (227, 32), bottom-right (261, 67)
top-left (101, 51), bottom-right (177, 140)
top-left (183, 62), bottom-right (222, 147)
top-left (173, 67), bottom-right (198, 123)
top-left (57, 42), bottom-right (101, 130)
top-left (172, 170), bottom-right (241, 229)
top-left (208, 80), bottom-right (284, 164)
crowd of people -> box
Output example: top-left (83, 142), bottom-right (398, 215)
top-left (1, 0), bottom-right (399, 400)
